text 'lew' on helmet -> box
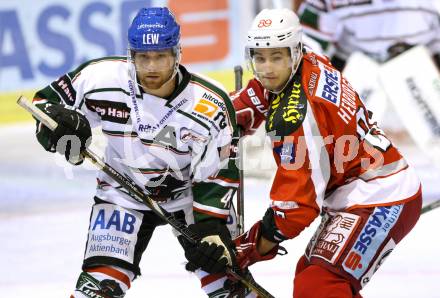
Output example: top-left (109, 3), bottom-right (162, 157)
top-left (127, 7), bottom-right (181, 73)
top-left (128, 7), bottom-right (180, 51)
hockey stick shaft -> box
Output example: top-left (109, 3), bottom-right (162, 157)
top-left (421, 199), bottom-right (440, 214)
top-left (234, 65), bottom-right (245, 235)
top-left (17, 96), bottom-right (274, 298)
top-left (17, 96), bottom-right (197, 240)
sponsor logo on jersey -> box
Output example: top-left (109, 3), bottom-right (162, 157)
top-left (137, 98), bottom-right (188, 135)
top-left (193, 92), bottom-right (227, 121)
top-left (92, 208), bottom-right (137, 234)
top-left (282, 82), bottom-right (304, 124)
top-left (305, 212), bottom-right (360, 264)
top-left (268, 94), bottom-right (281, 130)
top-left (138, 123), bottom-right (157, 134)
top-left (202, 92), bottom-right (227, 112)
top-left (268, 82), bottom-right (304, 130)
top-left (274, 142), bottom-right (296, 164)
top-left (51, 74), bottom-right (76, 105)
top-left (315, 62), bottom-right (341, 105)
top-left (342, 204), bottom-right (402, 279)
top-left (157, 98), bottom-right (188, 126)
top-left (266, 77), bottom-right (306, 136)
top-left (247, 87), bottom-right (268, 116)
top-left (190, 111), bottom-right (221, 132)
top-left (86, 204), bottom-right (142, 263)
top-left (308, 72), bottom-right (318, 96)
top-left (191, 90), bottom-right (230, 131)
top-left (86, 99), bottom-right (130, 124)
top-left (180, 127), bottom-right (208, 144)
top-left (194, 98), bottom-right (219, 117)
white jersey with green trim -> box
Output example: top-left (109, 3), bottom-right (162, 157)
top-left (33, 57), bottom-right (238, 219)
top-left (299, 0), bottom-right (440, 62)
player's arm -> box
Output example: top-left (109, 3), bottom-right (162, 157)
top-left (234, 122), bottom-right (322, 269)
top-left (179, 91), bottom-right (240, 274)
top-left (33, 61), bottom-right (99, 164)
top-left (231, 78), bottom-right (268, 135)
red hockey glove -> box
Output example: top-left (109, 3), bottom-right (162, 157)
top-left (231, 79), bottom-right (268, 135)
top-left (234, 221), bottom-right (278, 269)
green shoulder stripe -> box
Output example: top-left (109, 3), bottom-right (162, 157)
top-left (68, 56), bottom-right (127, 79)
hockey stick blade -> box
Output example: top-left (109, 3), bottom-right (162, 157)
top-left (17, 96), bottom-right (274, 298)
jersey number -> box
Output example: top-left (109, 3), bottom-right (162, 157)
top-left (220, 189), bottom-right (235, 208)
top-left (356, 107), bottom-right (391, 152)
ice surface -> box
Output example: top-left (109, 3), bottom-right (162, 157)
top-left (1, 124), bottom-right (439, 297)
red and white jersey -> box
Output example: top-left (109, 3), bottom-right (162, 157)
top-left (298, 0), bottom-right (440, 62)
top-left (248, 50), bottom-right (421, 239)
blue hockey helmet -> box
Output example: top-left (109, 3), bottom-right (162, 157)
top-left (128, 7), bottom-right (180, 52)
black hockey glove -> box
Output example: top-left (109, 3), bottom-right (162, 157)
top-left (38, 104), bottom-right (92, 165)
top-left (223, 269), bottom-right (256, 297)
top-left (178, 219), bottom-right (238, 274)
top-left (145, 173), bottom-right (190, 202)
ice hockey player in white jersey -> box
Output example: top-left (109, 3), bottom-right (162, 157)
top-left (32, 7), bottom-right (242, 298)
top-left (297, 0), bottom-right (440, 70)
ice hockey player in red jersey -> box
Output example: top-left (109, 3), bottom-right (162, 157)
top-left (184, 8), bottom-right (423, 298)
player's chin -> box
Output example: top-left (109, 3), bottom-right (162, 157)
top-left (142, 76), bottom-right (164, 86)
top-left (261, 79), bottom-right (279, 92)
top-left (142, 80), bottom-right (164, 90)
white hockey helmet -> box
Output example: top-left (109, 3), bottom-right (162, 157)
top-left (246, 9), bottom-right (303, 87)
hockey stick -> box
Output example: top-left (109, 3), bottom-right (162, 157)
top-left (234, 65), bottom-right (245, 235)
top-left (421, 199), bottom-right (440, 214)
top-left (17, 96), bottom-right (275, 298)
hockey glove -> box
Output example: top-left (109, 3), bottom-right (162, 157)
top-left (231, 79), bottom-right (268, 135)
top-left (38, 103), bottom-right (92, 165)
top-left (145, 173), bottom-right (190, 202)
top-left (234, 221), bottom-right (279, 269)
top-left (222, 269), bottom-right (257, 297)
top-left (178, 219), bottom-right (238, 274)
